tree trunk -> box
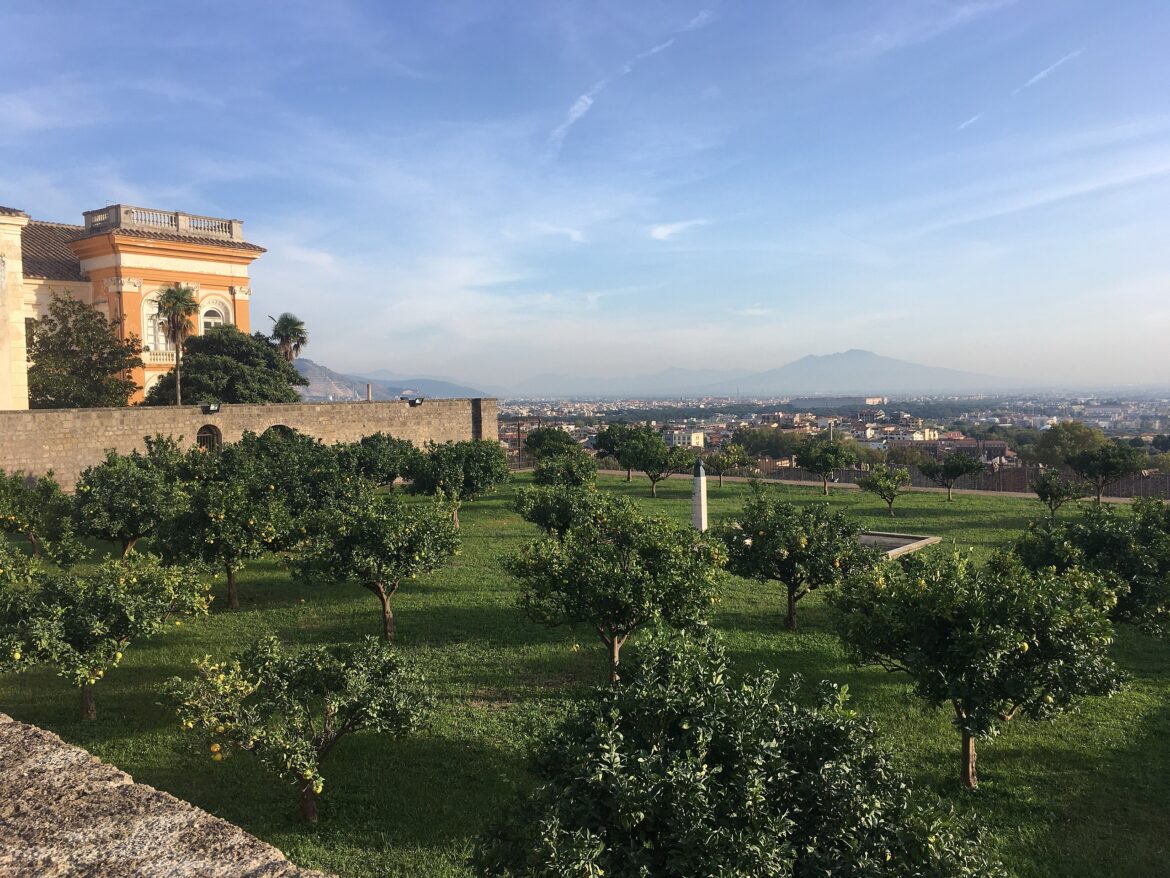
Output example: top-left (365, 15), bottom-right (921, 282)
top-left (650, 479), bottom-right (657, 498)
top-left (375, 585), bottom-right (395, 640)
top-left (960, 730), bottom-right (978, 789)
top-left (887, 501), bottom-right (896, 517)
top-left (226, 565), bottom-right (240, 610)
top-left (175, 349), bottom-right (183, 406)
top-left (1095, 484), bottom-right (1104, 503)
top-left (625, 467), bottom-right (632, 482)
top-left (27, 532), bottom-right (42, 558)
top-left (299, 783), bottom-right (318, 824)
top-left (946, 484), bottom-right (954, 501)
top-left (718, 472), bottom-right (724, 487)
top-left (785, 585), bottom-right (798, 631)
top-left (80, 683), bottom-right (97, 721)
top-left (822, 475), bottom-right (829, 496)
top-left (608, 635), bottom-right (624, 684)
top-left (121, 537), bottom-right (138, 559)
top-left (452, 505), bottom-right (460, 529)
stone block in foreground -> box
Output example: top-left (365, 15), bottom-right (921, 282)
top-left (0, 713), bottom-right (332, 878)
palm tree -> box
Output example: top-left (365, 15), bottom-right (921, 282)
top-left (155, 285), bottom-right (199, 405)
top-left (269, 313), bottom-right (308, 363)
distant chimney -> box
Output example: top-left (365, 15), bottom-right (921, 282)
top-left (366, 383), bottom-right (372, 402)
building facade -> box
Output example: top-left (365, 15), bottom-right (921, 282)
top-left (0, 203), bottom-right (264, 409)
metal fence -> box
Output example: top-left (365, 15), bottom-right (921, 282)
top-left (749, 458), bottom-right (1170, 500)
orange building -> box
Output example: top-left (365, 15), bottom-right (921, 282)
top-left (0, 203), bottom-right (265, 407)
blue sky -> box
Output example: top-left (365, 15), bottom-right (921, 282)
top-left (2, 1), bottom-right (1168, 389)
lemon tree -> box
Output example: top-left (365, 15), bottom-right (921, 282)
top-left (168, 635), bottom-right (429, 824)
top-left (74, 437), bottom-right (186, 558)
top-left (157, 445), bottom-right (291, 609)
top-left (832, 551), bottom-right (1124, 788)
top-left (0, 469), bottom-right (86, 567)
top-left (507, 502), bottom-right (725, 682)
top-left (0, 545), bottom-right (209, 720)
top-left (720, 481), bottom-right (874, 631)
top-left (292, 494), bottom-right (459, 640)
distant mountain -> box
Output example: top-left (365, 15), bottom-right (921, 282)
top-left (721, 350), bottom-right (1013, 396)
top-left (295, 359), bottom-right (487, 401)
top-left (506, 350), bottom-right (1014, 398)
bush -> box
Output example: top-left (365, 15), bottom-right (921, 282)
top-left (336, 432), bottom-right (420, 487)
top-left (532, 446), bottom-right (597, 488)
top-left (513, 484), bottom-right (630, 540)
top-left (472, 632), bottom-right (1003, 877)
top-left (169, 635), bottom-right (429, 823)
top-left (1015, 500), bottom-right (1170, 635)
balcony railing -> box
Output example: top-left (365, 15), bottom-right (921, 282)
top-left (143, 349), bottom-right (177, 366)
top-left (82, 204), bottom-right (244, 241)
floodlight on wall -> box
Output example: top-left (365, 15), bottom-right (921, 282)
top-left (202, 403), bottom-right (221, 414)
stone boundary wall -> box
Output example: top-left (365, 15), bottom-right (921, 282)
top-left (0, 712), bottom-right (332, 877)
top-left (0, 398), bottom-right (497, 489)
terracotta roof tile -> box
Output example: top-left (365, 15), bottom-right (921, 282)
top-left (21, 221), bottom-right (86, 282)
top-left (0, 205), bottom-right (29, 217)
top-left (68, 227), bottom-right (266, 253)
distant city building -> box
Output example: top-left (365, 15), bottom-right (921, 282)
top-left (0, 203), bottom-right (265, 408)
top-left (663, 428), bottom-right (705, 448)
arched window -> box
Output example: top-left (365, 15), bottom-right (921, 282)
top-left (196, 425), bottom-right (222, 451)
top-left (202, 308), bottom-right (224, 334)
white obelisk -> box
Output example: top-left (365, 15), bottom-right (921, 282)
top-left (692, 456), bottom-right (708, 532)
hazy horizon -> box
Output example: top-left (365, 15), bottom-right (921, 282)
top-left (3, 1), bottom-right (1168, 387)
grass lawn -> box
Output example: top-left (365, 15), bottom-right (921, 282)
top-left (1, 474), bottom-right (1168, 877)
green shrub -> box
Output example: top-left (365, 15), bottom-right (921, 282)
top-left (472, 632), bottom-right (1003, 877)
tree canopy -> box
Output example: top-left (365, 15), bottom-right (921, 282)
top-left (168, 635), bottom-right (428, 823)
top-left (720, 482), bottom-right (874, 630)
top-left (919, 454), bottom-right (986, 501)
top-left (833, 551), bottom-right (1123, 788)
top-left (269, 312), bottom-right (309, 363)
top-left (508, 501), bottom-right (725, 681)
top-left (1066, 441), bottom-right (1145, 502)
top-left (143, 326), bottom-right (307, 405)
top-left (795, 439), bottom-right (857, 495)
top-left (26, 293), bottom-right (142, 409)
top-left (856, 463), bottom-right (913, 517)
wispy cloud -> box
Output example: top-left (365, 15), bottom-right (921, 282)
top-left (823, 0), bottom-right (1016, 64)
top-left (685, 9), bottom-right (714, 31)
top-left (547, 9), bottom-right (714, 154)
top-left (959, 48), bottom-right (1083, 130)
top-left (1012, 49), bottom-right (1082, 95)
top-left (649, 218), bottom-right (709, 240)
top-left (729, 305), bottom-right (774, 318)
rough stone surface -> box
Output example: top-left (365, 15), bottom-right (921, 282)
top-left (0, 397), bottom-right (497, 489)
top-left (0, 712), bottom-right (332, 878)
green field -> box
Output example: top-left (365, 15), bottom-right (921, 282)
top-left (2, 475), bottom-right (1168, 877)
